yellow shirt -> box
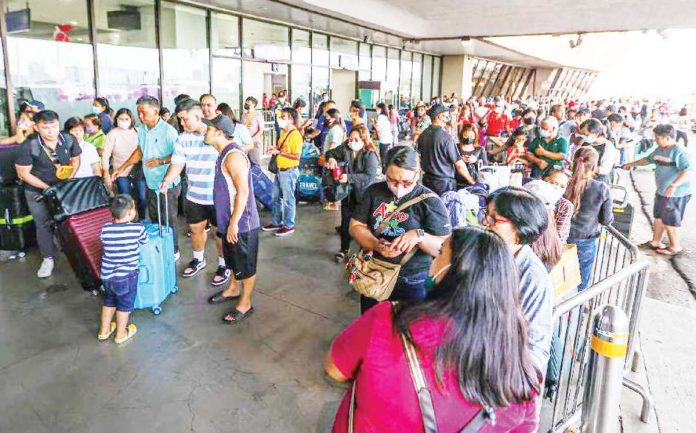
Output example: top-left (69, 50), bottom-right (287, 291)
top-left (276, 129), bottom-right (303, 169)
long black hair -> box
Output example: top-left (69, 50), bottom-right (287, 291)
top-left (395, 227), bottom-right (540, 408)
top-left (489, 186), bottom-right (549, 245)
top-left (114, 108), bottom-right (136, 130)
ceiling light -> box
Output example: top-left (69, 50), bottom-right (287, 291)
top-left (656, 29), bottom-right (669, 39)
top-left (569, 33), bottom-right (583, 49)
top-left (460, 37), bottom-right (472, 48)
top-left (69, 20), bottom-right (78, 26)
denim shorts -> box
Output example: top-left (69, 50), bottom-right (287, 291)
top-left (103, 270), bottom-right (139, 313)
top-left (654, 194), bottom-right (691, 227)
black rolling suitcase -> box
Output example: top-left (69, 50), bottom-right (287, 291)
top-left (610, 185), bottom-right (634, 239)
top-left (0, 143), bottom-right (22, 186)
top-left (0, 184), bottom-right (36, 252)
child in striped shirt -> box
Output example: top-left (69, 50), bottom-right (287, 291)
top-left (97, 194), bottom-right (148, 344)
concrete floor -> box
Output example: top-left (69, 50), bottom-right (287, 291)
top-left (0, 205), bottom-right (353, 433)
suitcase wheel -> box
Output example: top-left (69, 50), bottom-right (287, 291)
top-left (172, 286), bottom-right (179, 294)
top-left (152, 307), bottom-right (162, 315)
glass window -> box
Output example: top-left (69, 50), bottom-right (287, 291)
top-left (291, 65), bottom-right (311, 117)
top-left (399, 51), bottom-right (412, 109)
top-left (0, 49), bottom-right (8, 136)
top-left (312, 33), bottom-right (329, 67)
top-left (292, 29), bottom-right (311, 64)
top-left (242, 19), bottom-right (289, 62)
top-left (95, 0), bottom-right (159, 114)
top-left (372, 46), bottom-right (386, 83)
top-left (312, 67), bottom-right (329, 114)
top-left (385, 48), bottom-right (399, 106)
top-left (432, 57), bottom-right (441, 98)
top-left (330, 37), bottom-right (358, 70)
top-left (6, 0), bottom-right (95, 121)
top-left (212, 57), bottom-right (241, 116)
top-left (422, 55), bottom-right (432, 102)
top-left (160, 2), bottom-right (209, 111)
top-left (243, 61), bottom-right (288, 106)
top-left (359, 43), bottom-right (371, 74)
top-left (411, 53), bottom-right (422, 106)
top-left (211, 13), bottom-right (240, 58)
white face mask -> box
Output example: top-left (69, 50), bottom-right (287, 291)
top-left (277, 118), bottom-right (289, 129)
top-left (348, 139), bottom-right (363, 152)
top-left (387, 178), bottom-right (417, 199)
top-left (117, 119), bottom-right (131, 130)
top-left (539, 129), bottom-right (552, 139)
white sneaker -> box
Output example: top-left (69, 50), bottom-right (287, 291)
top-left (37, 258), bottom-right (55, 278)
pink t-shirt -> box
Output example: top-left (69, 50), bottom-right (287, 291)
top-left (330, 302), bottom-right (539, 433)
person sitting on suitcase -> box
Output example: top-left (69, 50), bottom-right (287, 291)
top-left (203, 115), bottom-right (260, 325)
top-left (15, 109), bottom-right (82, 278)
top-left (98, 195), bottom-right (148, 344)
top-left (526, 116), bottom-right (569, 179)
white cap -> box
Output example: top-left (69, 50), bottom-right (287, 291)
top-left (523, 180), bottom-right (564, 210)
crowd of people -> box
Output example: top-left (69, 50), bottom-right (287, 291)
top-left (2, 89), bottom-right (692, 431)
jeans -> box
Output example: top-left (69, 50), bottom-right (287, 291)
top-left (360, 270), bottom-right (429, 314)
top-left (24, 189), bottom-right (56, 259)
top-left (146, 185), bottom-right (181, 252)
top-left (115, 177), bottom-right (148, 220)
top-left (272, 168), bottom-right (299, 228)
top-left (568, 237), bottom-right (597, 291)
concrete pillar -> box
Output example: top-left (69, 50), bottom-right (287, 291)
top-left (531, 68), bottom-right (555, 97)
top-left (441, 55), bottom-right (475, 101)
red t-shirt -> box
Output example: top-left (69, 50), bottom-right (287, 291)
top-left (487, 113), bottom-right (509, 137)
top-left (330, 302), bottom-right (539, 433)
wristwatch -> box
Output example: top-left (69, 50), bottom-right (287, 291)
top-left (416, 229), bottom-right (425, 242)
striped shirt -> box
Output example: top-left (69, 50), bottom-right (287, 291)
top-left (515, 245), bottom-right (553, 374)
top-left (100, 222), bottom-right (149, 280)
top-left (171, 131), bottom-right (218, 205)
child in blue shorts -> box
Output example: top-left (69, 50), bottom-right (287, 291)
top-left (97, 194), bottom-right (148, 344)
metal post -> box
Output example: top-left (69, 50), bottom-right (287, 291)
top-left (582, 305), bottom-right (630, 433)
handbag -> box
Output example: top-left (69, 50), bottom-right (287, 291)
top-left (347, 193), bottom-right (437, 301)
top-left (549, 244), bottom-right (582, 302)
top-left (348, 303), bottom-right (495, 433)
top-left (269, 129), bottom-right (301, 174)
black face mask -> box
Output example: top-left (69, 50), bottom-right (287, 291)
top-left (462, 138), bottom-right (475, 145)
top-left (244, 103), bottom-right (251, 110)
top-left (524, 117), bottom-right (535, 125)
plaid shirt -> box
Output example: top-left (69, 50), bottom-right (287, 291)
top-left (555, 197), bottom-right (574, 244)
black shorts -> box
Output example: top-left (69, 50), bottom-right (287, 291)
top-left (222, 228), bottom-right (259, 280)
top-left (653, 194), bottom-right (691, 227)
top-left (184, 199), bottom-right (217, 227)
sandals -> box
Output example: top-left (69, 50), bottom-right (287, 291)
top-left (208, 290), bottom-right (241, 304)
top-left (115, 324), bottom-right (138, 344)
top-left (222, 307), bottom-right (255, 325)
top-left (97, 322), bottom-right (116, 341)
top-left (334, 251), bottom-right (347, 263)
top-left (211, 266), bottom-right (231, 287)
top-left (637, 241), bottom-right (663, 250)
top-left (656, 247), bottom-right (685, 257)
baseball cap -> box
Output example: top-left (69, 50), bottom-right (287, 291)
top-left (415, 101), bottom-right (426, 109)
top-left (29, 100), bottom-right (45, 110)
top-left (202, 114), bottom-right (236, 139)
top-left (429, 104), bottom-right (448, 120)
top-left (523, 180), bottom-right (564, 210)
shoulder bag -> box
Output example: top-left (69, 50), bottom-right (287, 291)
top-left (347, 192), bottom-right (436, 301)
top-left (268, 129), bottom-right (300, 174)
top-left (348, 303), bottom-right (495, 433)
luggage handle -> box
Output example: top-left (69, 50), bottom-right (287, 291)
top-left (138, 265), bottom-right (150, 284)
top-left (611, 185), bottom-right (629, 209)
top-left (155, 189), bottom-right (169, 237)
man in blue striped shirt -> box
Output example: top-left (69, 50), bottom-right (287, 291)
top-left (160, 98), bottom-right (231, 286)
top-left (98, 195), bottom-right (148, 344)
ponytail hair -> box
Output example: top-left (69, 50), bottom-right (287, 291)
top-left (566, 147), bottom-right (599, 216)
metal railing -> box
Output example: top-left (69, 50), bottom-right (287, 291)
top-left (540, 225), bottom-right (651, 433)
top-left (260, 109), bottom-right (277, 157)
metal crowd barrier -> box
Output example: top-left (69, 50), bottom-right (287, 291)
top-left (540, 225), bottom-right (651, 433)
top-left (260, 109), bottom-right (277, 157)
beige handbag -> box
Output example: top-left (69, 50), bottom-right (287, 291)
top-left (347, 193), bottom-right (437, 301)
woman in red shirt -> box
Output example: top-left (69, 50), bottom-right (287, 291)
top-left (326, 227), bottom-right (540, 433)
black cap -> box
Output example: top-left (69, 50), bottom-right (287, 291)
top-left (175, 98), bottom-right (201, 114)
top-left (429, 104), bottom-right (447, 120)
top-left (202, 114), bottom-right (236, 139)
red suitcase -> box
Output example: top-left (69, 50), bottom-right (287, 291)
top-left (56, 207), bottom-right (112, 293)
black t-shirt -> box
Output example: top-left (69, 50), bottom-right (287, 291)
top-left (353, 182), bottom-right (451, 276)
top-left (15, 132), bottom-right (81, 192)
top-left (457, 146), bottom-right (487, 184)
top-left (417, 125), bottom-right (460, 180)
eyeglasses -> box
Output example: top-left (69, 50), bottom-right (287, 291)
top-left (483, 209), bottom-right (512, 226)
top-left (386, 174), bottom-right (418, 188)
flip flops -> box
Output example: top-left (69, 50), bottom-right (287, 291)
top-left (208, 291), bottom-right (241, 304)
top-left (97, 322), bottom-right (116, 341)
top-left (656, 247), bottom-right (685, 257)
top-left (115, 324), bottom-right (138, 345)
top-left (637, 241), bottom-right (663, 250)
top-left (222, 307), bottom-right (255, 325)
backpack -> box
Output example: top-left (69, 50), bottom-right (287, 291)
top-left (295, 171), bottom-right (322, 202)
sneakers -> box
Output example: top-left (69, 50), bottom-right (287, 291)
top-left (275, 226), bottom-right (295, 237)
top-left (182, 258), bottom-right (207, 278)
top-left (37, 258), bottom-right (55, 278)
top-left (262, 224), bottom-right (283, 232)
top-left (211, 266), bottom-right (231, 287)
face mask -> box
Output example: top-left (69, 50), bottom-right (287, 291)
top-left (279, 98), bottom-right (286, 103)
top-left (539, 129), bottom-right (552, 139)
top-left (424, 264), bottom-right (452, 291)
top-left (117, 120), bottom-right (131, 130)
top-left (85, 125), bottom-right (97, 134)
top-left (348, 139), bottom-right (363, 152)
top-left (277, 118), bottom-right (289, 129)
top-left (92, 106), bottom-right (103, 115)
top-left (581, 134), bottom-right (596, 144)
top-left (495, 107), bottom-right (503, 114)
top-left (462, 137), bottom-right (475, 145)
top-left (387, 177), bottom-right (418, 199)
top-left (244, 103), bottom-right (251, 111)
top-left (524, 117), bottom-right (535, 125)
